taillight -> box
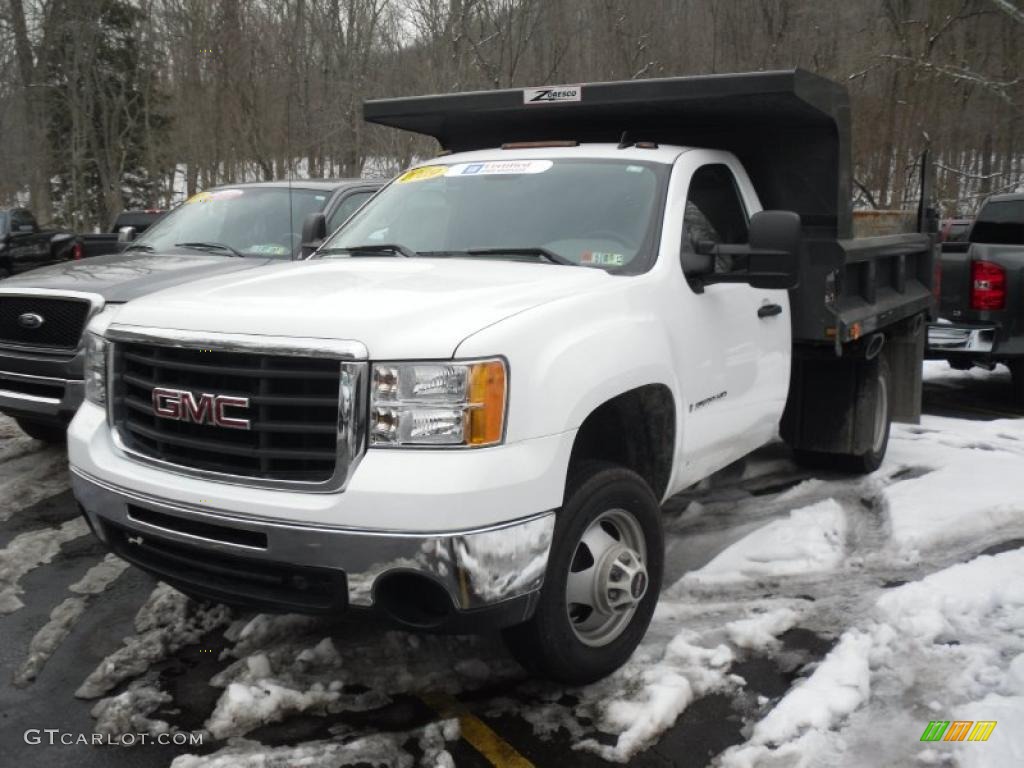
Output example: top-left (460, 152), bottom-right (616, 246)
top-left (72, 242), bottom-right (84, 260)
top-left (970, 260), bottom-right (1006, 311)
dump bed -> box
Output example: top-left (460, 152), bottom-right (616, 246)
top-left (365, 69), bottom-right (935, 346)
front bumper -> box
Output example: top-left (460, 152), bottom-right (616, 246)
top-left (72, 468), bottom-right (555, 629)
top-left (0, 369), bottom-right (83, 421)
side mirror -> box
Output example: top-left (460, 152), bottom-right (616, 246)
top-left (299, 213), bottom-right (328, 259)
top-left (117, 226), bottom-right (136, 244)
top-left (687, 210), bottom-right (801, 291)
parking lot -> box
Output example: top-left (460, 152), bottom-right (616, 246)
top-left (1, 360), bottom-right (1022, 767)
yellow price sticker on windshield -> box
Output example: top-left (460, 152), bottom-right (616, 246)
top-left (186, 192), bottom-right (212, 204)
top-left (397, 165), bottom-right (447, 183)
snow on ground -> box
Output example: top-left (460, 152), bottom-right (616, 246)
top-left (0, 416), bottom-right (71, 522)
top-left (14, 554), bottom-right (129, 684)
top-left (76, 583), bottom-right (232, 699)
top-left (0, 516), bottom-right (88, 613)
top-left (720, 549), bottom-right (1024, 767)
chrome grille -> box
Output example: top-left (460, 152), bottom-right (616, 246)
top-left (111, 339), bottom-right (365, 487)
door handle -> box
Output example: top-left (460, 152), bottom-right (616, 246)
top-left (758, 303), bottom-right (783, 318)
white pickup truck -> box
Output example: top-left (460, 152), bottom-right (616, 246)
top-left (69, 70), bottom-right (935, 683)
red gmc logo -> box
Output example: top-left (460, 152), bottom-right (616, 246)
top-left (151, 387), bottom-right (251, 430)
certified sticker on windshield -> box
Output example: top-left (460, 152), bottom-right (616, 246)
top-left (397, 165), bottom-right (448, 183)
top-left (447, 160), bottom-right (553, 176)
top-left (186, 189), bottom-right (244, 204)
top-left (581, 251), bottom-right (625, 267)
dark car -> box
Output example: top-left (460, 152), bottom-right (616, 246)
top-left (0, 207), bottom-right (78, 276)
top-left (0, 179), bottom-right (381, 441)
top-left (78, 209), bottom-right (169, 259)
top-left (928, 193), bottom-right (1024, 403)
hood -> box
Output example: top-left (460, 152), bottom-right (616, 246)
top-left (110, 257), bottom-right (615, 358)
top-left (0, 251), bottom-right (273, 302)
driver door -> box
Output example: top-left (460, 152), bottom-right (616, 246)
top-left (672, 158), bottom-right (790, 477)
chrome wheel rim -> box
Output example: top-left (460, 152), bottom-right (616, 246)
top-left (872, 372), bottom-right (889, 454)
top-left (565, 508), bottom-right (648, 647)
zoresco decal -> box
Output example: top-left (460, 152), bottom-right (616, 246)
top-left (397, 166), bottom-right (448, 183)
top-left (523, 85), bottom-right (582, 104)
top-left (447, 160), bottom-right (553, 176)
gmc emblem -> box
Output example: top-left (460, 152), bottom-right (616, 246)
top-left (151, 387), bottom-right (251, 430)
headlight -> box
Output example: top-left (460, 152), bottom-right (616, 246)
top-left (84, 332), bottom-right (110, 406)
top-left (370, 359), bottom-right (507, 447)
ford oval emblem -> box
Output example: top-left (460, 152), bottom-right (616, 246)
top-left (17, 312), bottom-right (45, 330)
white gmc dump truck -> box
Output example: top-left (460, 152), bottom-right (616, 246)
top-left (69, 70), bottom-right (935, 683)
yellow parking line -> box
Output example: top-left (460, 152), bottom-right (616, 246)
top-left (420, 692), bottom-right (535, 768)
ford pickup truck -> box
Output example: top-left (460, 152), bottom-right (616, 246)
top-left (69, 70), bottom-right (935, 683)
top-left (0, 179), bottom-right (379, 441)
top-left (927, 192), bottom-right (1024, 403)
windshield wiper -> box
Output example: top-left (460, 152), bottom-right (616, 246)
top-left (318, 243), bottom-right (418, 258)
top-left (463, 247), bottom-right (575, 266)
top-left (174, 241), bottom-right (245, 258)
top-left (123, 243), bottom-right (154, 252)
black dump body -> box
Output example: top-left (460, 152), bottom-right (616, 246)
top-left (366, 69), bottom-right (935, 347)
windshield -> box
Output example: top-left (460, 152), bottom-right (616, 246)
top-left (970, 201), bottom-right (1024, 246)
top-left (317, 159), bottom-right (667, 271)
top-left (135, 187), bottom-right (331, 257)
top-left (0, 213), bottom-right (6, 234)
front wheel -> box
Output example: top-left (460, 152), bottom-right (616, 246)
top-left (502, 463), bottom-right (664, 685)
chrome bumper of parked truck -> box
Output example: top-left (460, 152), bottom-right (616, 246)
top-left (71, 467), bottom-right (555, 620)
top-left (0, 369), bottom-right (83, 418)
top-left (927, 323), bottom-right (996, 353)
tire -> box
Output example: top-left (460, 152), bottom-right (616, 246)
top-left (502, 462), bottom-right (664, 685)
top-left (16, 417), bottom-right (68, 444)
top-left (792, 355), bottom-right (891, 474)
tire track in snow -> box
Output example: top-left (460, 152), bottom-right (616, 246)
top-left (13, 553), bottom-right (130, 685)
top-left (0, 516), bottom-right (89, 614)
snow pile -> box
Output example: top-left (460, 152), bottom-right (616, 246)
top-left (170, 719), bottom-right (460, 768)
top-left (682, 499), bottom-right (848, 585)
top-left (77, 583), bottom-right (231, 698)
top-left (881, 416), bottom-right (1024, 560)
top-left (91, 681), bottom-right (173, 737)
top-left (205, 638), bottom-right (346, 739)
top-left (721, 549), bottom-right (1024, 767)
top-left (15, 554), bottom-right (130, 684)
top-left (574, 630), bottom-right (736, 762)
top-left (724, 606), bottom-right (802, 650)
top-left (0, 517), bottom-right (89, 613)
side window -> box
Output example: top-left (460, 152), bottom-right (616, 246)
top-left (328, 191), bottom-right (374, 233)
top-left (682, 164), bottom-right (748, 272)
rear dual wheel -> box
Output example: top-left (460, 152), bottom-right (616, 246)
top-left (793, 355), bottom-right (891, 474)
top-left (502, 463), bottom-right (663, 685)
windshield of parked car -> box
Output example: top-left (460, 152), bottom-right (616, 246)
top-left (970, 201), bottom-right (1024, 245)
top-left (317, 159), bottom-right (667, 271)
top-left (0, 213), bottom-right (6, 234)
top-left (135, 187), bottom-right (330, 257)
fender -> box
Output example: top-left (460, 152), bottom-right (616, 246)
top-left (455, 280), bottom-right (684, 491)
